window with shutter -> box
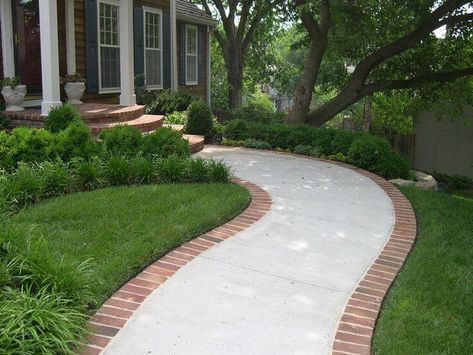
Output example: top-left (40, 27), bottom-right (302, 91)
top-left (144, 8), bottom-right (163, 89)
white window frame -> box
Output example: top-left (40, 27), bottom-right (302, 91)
top-left (97, 0), bottom-right (120, 94)
top-left (185, 24), bottom-right (198, 86)
top-left (143, 6), bottom-right (163, 90)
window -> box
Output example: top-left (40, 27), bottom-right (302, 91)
top-left (185, 25), bottom-right (198, 85)
top-left (144, 8), bottom-right (163, 89)
top-left (98, 1), bottom-right (120, 91)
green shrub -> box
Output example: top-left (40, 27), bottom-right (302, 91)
top-left (0, 163), bottom-right (42, 210)
top-left (326, 152), bottom-right (349, 163)
top-left (56, 120), bottom-right (98, 161)
top-left (348, 135), bottom-right (410, 179)
top-left (155, 156), bottom-right (187, 183)
top-left (432, 173), bottom-right (473, 190)
top-left (142, 127), bottom-right (190, 158)
top-left (129, 156), bottom-right (156, 184)
top-left (187, 158), bottom-right (210, 182)
top-left (99, 125), bottom-right (143, 156)
top-left (146, 89), bottom-right (195, 115)
top-left (70, 158), bottom-right (104, 191)
top-left (8, 128), bottom-right (58, 168)
top-left (293, 145), bottom-right (322, 157)
top-left (348, 135), bottom-right (392, 171)
top-left (207, 160), bottom-right (231, 183)
top-left (234, 91), bottom-right (277, 124)
top-left (223, 120), bottom-right (410, 179)
top-left (0, 113), bottom-right (10, 130)
top-left (0, 286), bottom-right (88, 354)
top-left (207, 117), bottom-right (224, 143)
top-left (38, 161), bottom-right (72, 197)
top-left (222, 139), bottom-right (245, 147)
top-left (331, 130), bottom-right (359, 156)
top-left (243, 139), bottom-right (271, 150)
top-left (45, 104), bottom-right (82, 133)
top-left (224, 119), bottom-right (250, 141)
top-left (103, 155), bottom-right (132, 186)
top-left (185, 100), bottom-right (214, 137)
top-left (373, 150), bottom-right (410, 180)
top-left (165, 111), bottom-right (188, 125)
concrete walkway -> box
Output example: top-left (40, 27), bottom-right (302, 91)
top-left (103, 147), bottom-right (394, 355)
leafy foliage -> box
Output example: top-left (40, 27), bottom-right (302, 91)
top-left (185, 100), bottom-right (214, 137)
top-left (45, 104), bottom-right (82, 133)
top-left (223, 120), bottom-right (410, 179)
top-left (142, 127), bottom-right (190, 158)
top-left (99, 125), bottom-right (143, 156)
top-left (146, 89), bottom-right (196, 115)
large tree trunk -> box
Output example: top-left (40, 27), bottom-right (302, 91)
top-left (363, 95), bottom-right (373, 132)
top-left (226, 56), bottom-right (243, 109)
top-left (286, 39), bottom-right (326, 124)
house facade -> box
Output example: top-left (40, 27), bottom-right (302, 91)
top-left (0, 0), bottom-right (216, 115)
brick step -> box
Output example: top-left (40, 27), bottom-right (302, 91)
top-left (183, 134), bottom-right (205, 154)
top-left (90, 114), bottom-right (164, 135)
top-left (80, 104), bottom-right (145, 124)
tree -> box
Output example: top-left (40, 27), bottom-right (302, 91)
top-left (198, 0), bottom-right (282, 109)
top-left (288, 0), bottom-right (473, 125)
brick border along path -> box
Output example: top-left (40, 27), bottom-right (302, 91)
top-left (80, 178), bottom-right (272, 355)
top-left (327, 163), bottom-right (417, 355)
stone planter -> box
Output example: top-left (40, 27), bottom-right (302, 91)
top-left (65, 82), bottom-right (85, 105)
top-left (1, 85), bottom-right (27, 112)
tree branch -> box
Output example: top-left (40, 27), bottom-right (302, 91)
top-left (236, 0), bottom-right (252, 47)
top-left (350, 0), bottom-right (471, 87)
top-left (361, 67), bottom-right (473, 96)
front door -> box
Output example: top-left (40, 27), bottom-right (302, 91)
top-left (12, 0), bottom-right (42, 94)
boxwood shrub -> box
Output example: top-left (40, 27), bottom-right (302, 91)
top-left (223, 120), bottom-right (410, 179)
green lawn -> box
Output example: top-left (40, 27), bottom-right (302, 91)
top-left (373, 187), bottom-right (473, 354)
top-left (11, 184), bottom-right (250, 307)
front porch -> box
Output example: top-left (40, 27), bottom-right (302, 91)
top-left (0, 0), bottom-right (146, 115)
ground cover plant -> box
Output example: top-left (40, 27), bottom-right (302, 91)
top-left (373, 187), bottom-right (473, 354)
top-left (223, 119), bottom-right (410, 179)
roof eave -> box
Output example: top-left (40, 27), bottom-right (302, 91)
top-left (176, 13), bottom-right (218, 27)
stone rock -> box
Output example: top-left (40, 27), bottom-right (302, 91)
top-left (390, 171), bottom-right (438, 191)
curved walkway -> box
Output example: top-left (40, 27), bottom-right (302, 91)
top-left (102, 147), bottom-right (398, 355)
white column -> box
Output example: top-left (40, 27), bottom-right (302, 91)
top-left (0, 0), bottom-right (15, 78)
top-left (39, 0), bottom-right (61, 115)
top-left (119, 0), bottom-right (136, 106)
top-left (170, 0), bottom-right (178, 91)
top-left (206, 26), bottom-right (211, 105)
top-left (65, 0), bottom-right (76, 75)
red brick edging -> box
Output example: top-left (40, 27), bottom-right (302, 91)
top-left (329, 163), bottom-right (417, 355)
top-left (80, 178), bottom-right (272, 354)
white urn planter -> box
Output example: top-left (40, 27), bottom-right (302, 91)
top-left (2, 85), bottom-right (27, 112)
top-left (64, 82), bottom-right (85, 105)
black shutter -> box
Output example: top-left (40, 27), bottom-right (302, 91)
top-left (134, 6), bottom-right (145, 87)
top-left (85, 0), bottom-right (98, 93)
top-left (179, 22), bottom-right (186, 85)
top-left (198, 26), bottom-right (205, 85)
top-left (162, 10), bottom-right (171, 89)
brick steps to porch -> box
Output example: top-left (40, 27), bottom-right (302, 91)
top-left (3, 103), bottom-right (205, 153)
top-left (90, 114), bottom-right (164, 135)
top-left (183, 134), bottom-right (205, 153)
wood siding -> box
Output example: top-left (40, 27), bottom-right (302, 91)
top-left (0, 0), bottom-right (209, 103)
